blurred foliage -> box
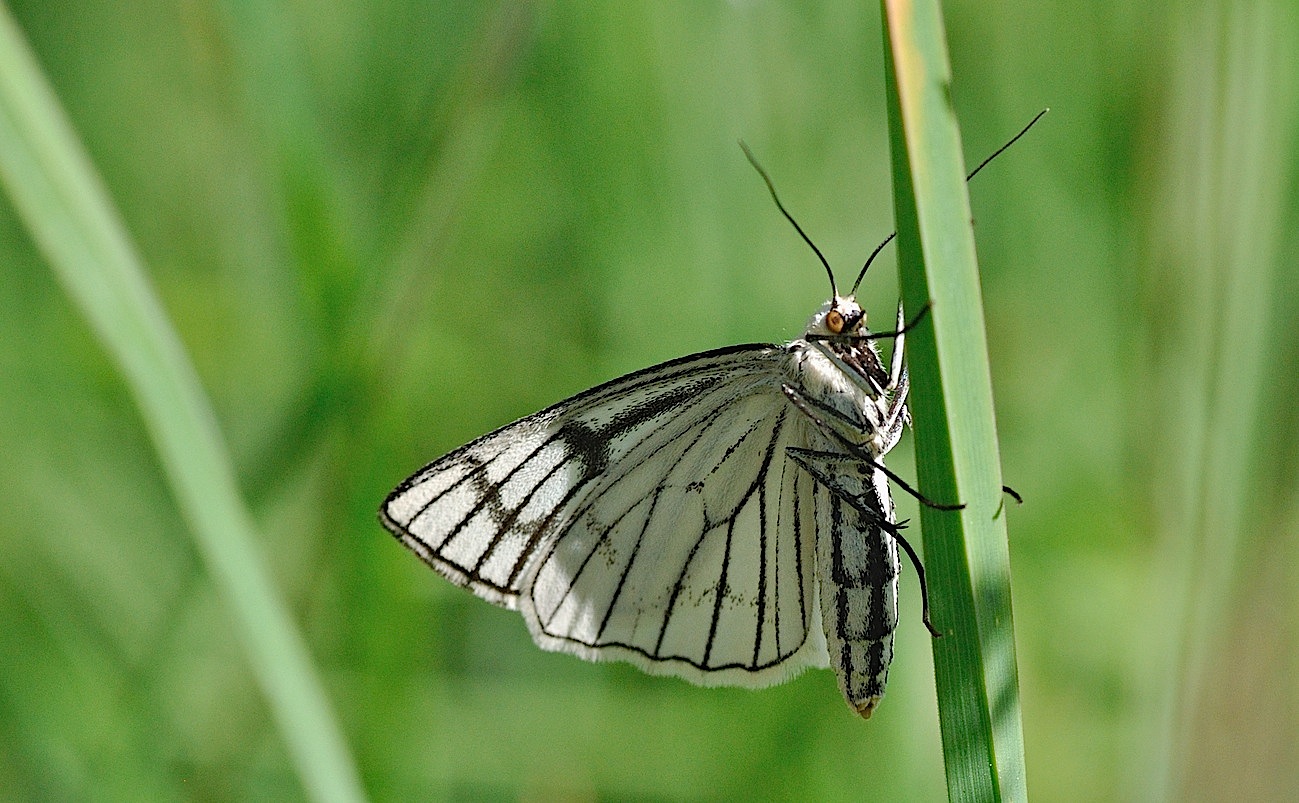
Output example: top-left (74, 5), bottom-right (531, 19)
top-left (1, 0), bottom-right (1297, 800)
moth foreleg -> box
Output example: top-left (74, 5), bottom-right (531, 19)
top-left (887, 301), bottom-right (906, 393)
top-left (809, 340), bottom-right (888, 398)
top-left (874, 303), bottom-right (914, 456)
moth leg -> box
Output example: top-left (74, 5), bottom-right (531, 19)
top-left (781, 381), bottom-right (907, 483)
top-left (879, 372), bottom-right (910, 455)
top-left (785, 447), bottom-right (904, 537)
top-left (878, 387), bottom-right (909, 455)
top-left (809, 339), bottom-right (888, 398)
top-left (887, 300), bottom-right (907, 393)
top-left (787, 447), bottom-right (941, 638)
top-left (780, 382), bottom-right (875, 441)
top-left (782, 383), bottom-right (963, 511)
top-left (880, 301), bottom-right (912, 431)
top-left (787, 358), bottom-right (905, 454)
top-left (877, 302), bottom-right (914, 455)
top-left (892, 523), bottom-right (941, 637)
top-left (994, 485), bottom-right (1025, 518)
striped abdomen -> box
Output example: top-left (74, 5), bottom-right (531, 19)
top-left (816, 464), bottom-right (900, 717)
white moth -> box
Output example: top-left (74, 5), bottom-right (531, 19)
top-left (381, 289), bottom-right (941, 717)
top-left (375, 138), bottom-right (1009, 717)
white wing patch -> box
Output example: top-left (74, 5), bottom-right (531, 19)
top-left (381, 345), bottom-right (831, 687)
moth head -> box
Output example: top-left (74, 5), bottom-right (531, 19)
top-left (808, 296), bottom-right (865, 337)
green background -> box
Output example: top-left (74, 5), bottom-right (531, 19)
top-left (2, 1), bottom-right (1296, 799)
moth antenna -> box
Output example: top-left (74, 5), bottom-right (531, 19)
top-left (740, 141), bottom-right (837, 299)
top-left (966, 108), bottom-right (1048, 182)
top-left (850, 232), bottom-right (897, 295)
top-left (850, 108), bottom-right (1049, 294)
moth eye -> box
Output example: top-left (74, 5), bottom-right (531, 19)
top-left (825, 309), bottom-right (845, 334)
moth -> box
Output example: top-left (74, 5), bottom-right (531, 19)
top-left (381, 117), bottom-right (1040, 716)
top-left (381, 292), bottom-right (940, 716)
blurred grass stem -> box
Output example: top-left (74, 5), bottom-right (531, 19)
top-left (1142, 5), bottom-right (1295, 799)
top-left (0, 8), bottom-right (365, 802)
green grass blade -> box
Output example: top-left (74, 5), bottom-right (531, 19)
top-left (880, 2), bottom-right (1026, 800)
top-left (0, 10), bottom-right (365, 803)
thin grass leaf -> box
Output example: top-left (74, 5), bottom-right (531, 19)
top-left (0, 10), bottom-right (365, 803)
top-left (880, 1), bottom-right (1026, 800)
